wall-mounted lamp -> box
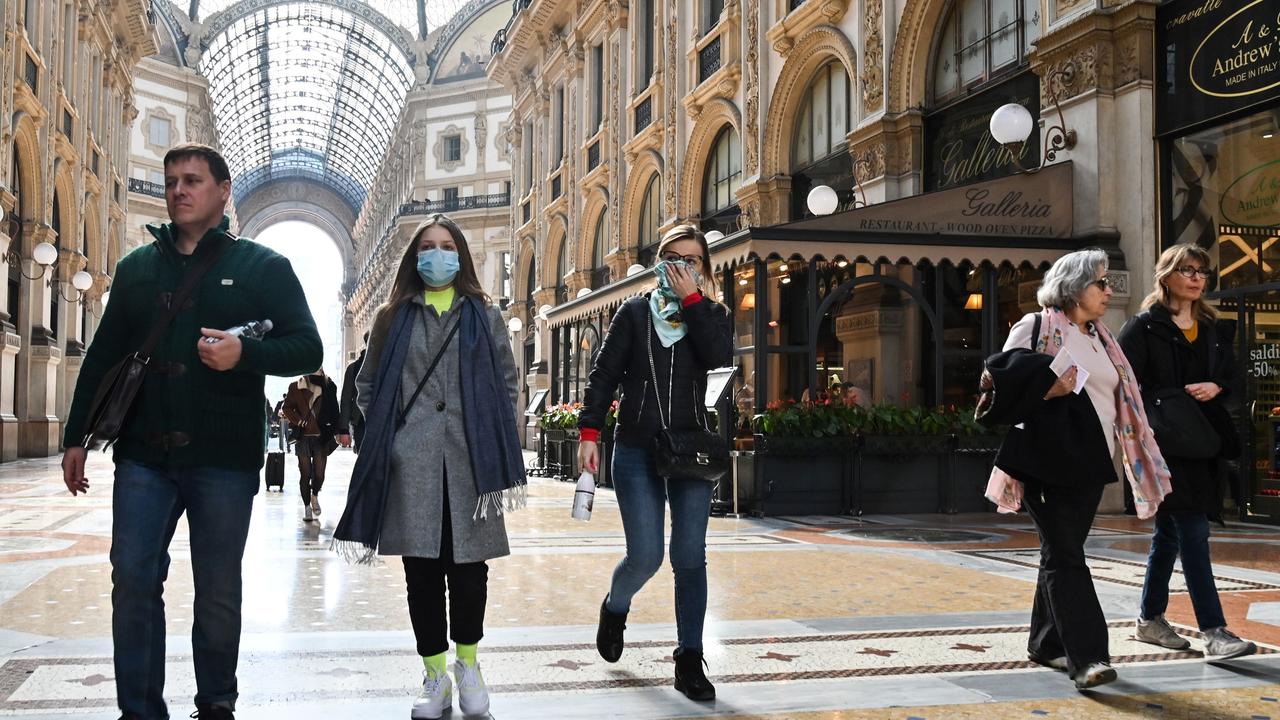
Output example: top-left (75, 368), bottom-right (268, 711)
top-left (704, 230), bottom-right (725, 243)
top-left (537, 303), bottom-right (552, 321)
top-left (59, 270), bottom-right (94, 303)
top-left (625, 263), bottom-right (646, 277)
top-left (576, 287), bottom-right (592, 298)
top-left (989, 61), bottom-right (1078, 173)
top-left (507, 316), bottom-right (524, 334)
top-left (806, 176), bottom-right (868, 217)
top-left (4, 240), bottom-right (60, 282)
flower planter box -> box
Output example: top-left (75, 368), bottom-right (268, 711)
top-left (752, 434), bottom-right (856, 516)
top-left (948, 435), bottom-right (1003, 513)
top-left (855, 435), bottom-right (951, 515)
top-left (538, 427), bottom-right (579, 480)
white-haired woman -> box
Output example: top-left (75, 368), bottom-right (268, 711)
top-left (980, 248), bottom-right (1171, 689)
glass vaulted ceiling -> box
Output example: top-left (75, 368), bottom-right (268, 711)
top-left (199, 2), bottom-right (415, 210)
top-left (189, 0), bottom-right (472, 38)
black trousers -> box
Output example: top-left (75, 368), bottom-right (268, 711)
top-left (403, 482), bottom-right (489, 657)
top-left (1023, 481), bottom-right (1109, 675)
top-left (295, 436), bottom-right (328, 500)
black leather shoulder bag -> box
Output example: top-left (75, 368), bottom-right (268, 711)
top-left (82, 235), bottom-right (233, 450)
top-left (646, 313), bottom-right (730, 484)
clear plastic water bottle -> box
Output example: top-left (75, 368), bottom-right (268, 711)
top-left (571, 471), bottom-right (596, 521)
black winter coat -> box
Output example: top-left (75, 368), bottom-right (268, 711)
top-left (981, 347), bottom-right (1119, 489)
top-left (579, 293), bottom-right (734, 447)
top-left (1118, 305), bottom-right (1239, 515)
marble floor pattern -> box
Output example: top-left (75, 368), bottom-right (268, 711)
top-left (1, 452), bottom-right (1279, 719)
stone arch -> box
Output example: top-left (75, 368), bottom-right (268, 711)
top-left (887, 0), bottom-right (951, 114)
top-left (513, 239), bottom-right (537, 299)
top-left (82, 200), bottom-right (103, 273)
top-left (236, 179), bottom-right (357, 288)
top-left (10, 114), bottom-right (43, 253)
top-left (679, 98), bottom-right (742, 221)
top-left (542, 213), bottom-right (570, 288)
top-left (762, 25), bottom-right (859, 179)
top-left (50, 164), bottom-right (78, 253)
top-left (621, 150), bottom-right (664, 255)
top-left (579, 189), bottom-right (610, 271)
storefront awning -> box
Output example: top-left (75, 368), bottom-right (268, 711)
top-left (548, 162), bottom-right (1079, 328)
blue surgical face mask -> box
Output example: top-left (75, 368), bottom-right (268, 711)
top-left (417, 248), bottom-right (460, 287)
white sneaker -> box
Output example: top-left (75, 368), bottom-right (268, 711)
top-left (303, 502), bottom-right (314, 522)
top-left (1071, 661), bottom-right (1117, 689)
top-left (411, 669), bottom-right (453, 719)
top-left (1136, 615), bottom-right (1190, 650)
top-left (311, 493), bottom-right (321, 516)
top-left (1203, 626), bottom-right (1257, 660)
top-left (453, 660), bottom-right (489, 717)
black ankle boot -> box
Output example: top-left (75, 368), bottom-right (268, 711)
top-left (596, 596), bottom-right (627, 662)
top-left (673, 647), bottom-right (716, 701)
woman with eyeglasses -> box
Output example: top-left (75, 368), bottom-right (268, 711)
top-left (1117, 243), bottom-right (1256, 661)
top-left (577, 224), bottom-right (732, 701)
top-left (980, 248), bottom-right (1171, 688)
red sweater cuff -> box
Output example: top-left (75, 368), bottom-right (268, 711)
top-left (579, 427), bottom-right (601, 442)
top-left (681, 292), bottom-right (703, 308)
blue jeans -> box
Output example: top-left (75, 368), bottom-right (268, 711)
top-left (1140, 511), bottom-right (1226, 631)
top-left (111, 459), bottom-right (259, 719)
top-left (604, 442), bottom-right (714, 651)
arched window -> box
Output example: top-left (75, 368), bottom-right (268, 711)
top-left (555, 237), bottom-right (568, 305)
top-left (793, 61), bottom-right (851, 170)
top-left (637, 173), bottom-right (661, 266)
top-left (591, 207), bottom-right (610, 289)
top-left (931, 0), bottom-right (1041, 105)
top-left (701, 126), bottom-right (741, 234)
top-left (50, 191), bottom-right (61, 341)
top-left (8, 151), bottom-right (22, 329)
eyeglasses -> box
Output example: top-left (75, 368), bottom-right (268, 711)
top-left (1090, 277), bottom-right (1111, 291)
top-left (660, 252), bottom-right (703, 267)
top-left (1175, 266), bottom-right (1213, 279)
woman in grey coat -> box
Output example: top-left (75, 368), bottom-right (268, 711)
top-left (350, 214), bottom-right (521, 720)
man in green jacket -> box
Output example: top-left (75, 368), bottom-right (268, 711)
top-left (60, 143), bottom-right (323, 720)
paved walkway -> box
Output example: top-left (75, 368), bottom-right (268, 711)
top-left (1, 450), bottom-right (1278, 719)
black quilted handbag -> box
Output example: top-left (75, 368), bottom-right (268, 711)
top-left (646, 314), bottom-right (730, 483)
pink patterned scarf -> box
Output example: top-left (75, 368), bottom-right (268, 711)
top-left (986, 307), bottom-right (1172, 519)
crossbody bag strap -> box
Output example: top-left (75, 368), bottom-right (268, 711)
top-left (137, 233), bottom-right (234, 360)
top-left (397, 308), bottom-right (462, 428)
top-left (645, 312), bottom-right (671, 430)
top-left (1030, 312), bottom-right (1041, 351)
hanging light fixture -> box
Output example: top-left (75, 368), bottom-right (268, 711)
top-left (964, 293), bottom-right (983, 310)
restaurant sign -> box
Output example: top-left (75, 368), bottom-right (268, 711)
top-left (778, 160), bottom-right (1074, 240)
top-left (924, 72), bottom-right (1041, 192)
top-left (1158, 0), bottom-right (1280, 135)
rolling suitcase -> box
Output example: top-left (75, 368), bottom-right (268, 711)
top-left (264, 418), bottom-right (287, 491)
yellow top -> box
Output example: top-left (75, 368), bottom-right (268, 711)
top-left (1182, 321), bottom-right (1198, 343)
top-left (423, 286), bottom-right (456, 315)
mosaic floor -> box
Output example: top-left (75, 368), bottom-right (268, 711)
top-left (2, 451), bottom-right (1279, 719)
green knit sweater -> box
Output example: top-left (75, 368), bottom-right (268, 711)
top-left (63, 216), bottom-right (323, 472)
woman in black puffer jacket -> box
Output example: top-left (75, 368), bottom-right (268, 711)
top-left (1118, 242), bottom-right (1256, 661)
top-left (577, 224), bottom-right (732, 701)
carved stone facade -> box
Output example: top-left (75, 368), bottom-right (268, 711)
top-left (0, 0), bottom-right (156, 460)
top-left (861, 0), bottom-right (883, 112)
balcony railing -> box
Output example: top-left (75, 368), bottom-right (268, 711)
top-left (634, 96), bottom-right (652, 135)
top-left (698, 35), bottom-right (722, 84)
top-left (587, 141), bottom-right (600, 171)
top-left (128, 178), bottom-right (165, 198)
top-left (398, 191), bottom-right (511, 216)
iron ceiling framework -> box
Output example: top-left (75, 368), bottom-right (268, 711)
top-left (197, 1), bottom-right (417, 211)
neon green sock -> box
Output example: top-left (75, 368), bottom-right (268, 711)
top-left (456, 642), bottom-right (478, 667)
top-left (422, 651), bottom-right (447, 676)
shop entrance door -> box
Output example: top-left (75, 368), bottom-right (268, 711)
top-left (1211, 286), bottom-right (1280, 525)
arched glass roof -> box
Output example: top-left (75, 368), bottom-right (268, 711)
top-left (199, 1), bottom-right (416, 210)
top-left (188, 0), bottom-right (472, 37)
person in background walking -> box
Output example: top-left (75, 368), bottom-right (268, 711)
top-left (333, 213), bottom-right (524, 720)
top-left (59, 143), bottom-right (322, 720)
top-left (281, 368), bottom-right (340, 521)
top-left (338, 332), bottom-right (369, 453)
top-left (577, 224), bottom-right (733, 701)
top-left (1119, 243), bottom-right (1256, 660)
